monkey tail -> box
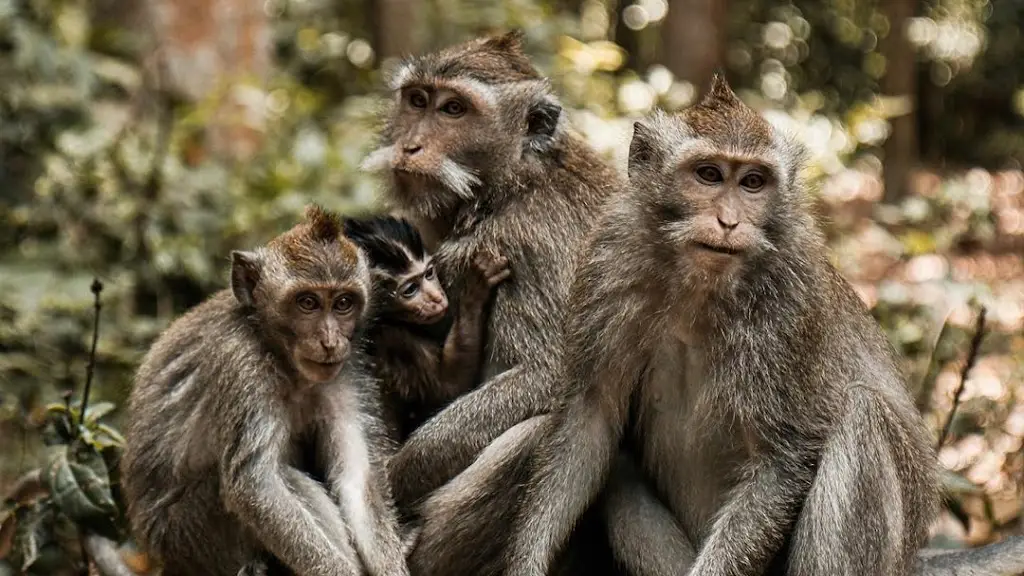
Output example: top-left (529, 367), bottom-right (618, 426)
top-left (915, 535), bottom-right (1024, 576)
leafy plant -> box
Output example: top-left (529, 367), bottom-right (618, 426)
top-left (0, 280), bottom-right (138, 575)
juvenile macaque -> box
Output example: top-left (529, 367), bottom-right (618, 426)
top-left (342, 215), bottom-right (510, 443)
top-left (501, 75), bottom-right (943, 576)
top-left (121, 206), bottom-right (409, 576)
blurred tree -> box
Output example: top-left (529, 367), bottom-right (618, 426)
top-left (662, 0), bottom-right (727, 95)
top-left (881, 0), bottom-right (920, 203)
top-left (146, 0), bottom-right (272, 160)
top-left (372, 0), bottom-right (423, 59)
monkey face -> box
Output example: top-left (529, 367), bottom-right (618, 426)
top-left (627, 76), bottom-right (802, 280)
top-left (669, 159), bottom-right (776, 268)
top-left (231, 205), bottom-right (373, 385)
top-left (361, 32), bottom-right (565, 221)
top-left (386, 258), bottom-right (449, 325)
top-left (362, 82), bottom-right (499, 214)
top-left (277, 286), bottom-right (366, 384)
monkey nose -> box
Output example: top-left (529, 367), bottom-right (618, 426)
top-left (717, 216), bottom-right (739, 231)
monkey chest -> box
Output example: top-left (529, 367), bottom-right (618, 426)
top-left (630, 340), bottom-right (749, 543)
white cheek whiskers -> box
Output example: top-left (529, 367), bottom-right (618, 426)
top-left (360, 145), bottom-right (397, 173)
top-left (436, 158), bottom-right (481, 200)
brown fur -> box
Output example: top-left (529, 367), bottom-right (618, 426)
top-left (361, 31), bottom-right (626, 576)
top-left (394, 30), bottom-right (540, 86)
top-left (121, 206), bottom-right (408, 576)
top-left (499, 75), bottom-right (941, 576)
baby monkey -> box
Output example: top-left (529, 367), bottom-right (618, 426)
top-left (343, 215), bottom-right (510, 444)
top-left (122, 205), bottom-right (409, 576)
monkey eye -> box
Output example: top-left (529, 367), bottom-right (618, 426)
top-left (439, 99), bottom-right (466, 118)
top-left (424, 265), bottom-right (436, 280)
top-left (333, 295), bottom-right (356, 315)
top-left (400, 281), bottom-right (421, 299)
top-left (740, 172), bottom-right (766, 192)
top-left (296, 293), bottom-right (320, 312)
top-left (695, 165), bottom-right (724, 185)
top-left (408, 89), bottom-right (429, 109)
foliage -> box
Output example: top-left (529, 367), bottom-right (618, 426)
top-left (0, 0), bottom-right (1022, 568)
top-left (0, 284), bottom-right (130, 574)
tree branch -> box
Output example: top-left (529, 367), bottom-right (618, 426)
top-left (936, 306), bottom-right (987, 450)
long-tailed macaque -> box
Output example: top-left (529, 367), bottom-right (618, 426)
top-left (122, 206), bottom-right (409, 576)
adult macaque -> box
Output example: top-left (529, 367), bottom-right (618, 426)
top-left (122, 206), bottom-right (409, 576)
top-left (360, 30), bottom-right (627, 574)
top-left (500, 75), bottom-right (1024, 576)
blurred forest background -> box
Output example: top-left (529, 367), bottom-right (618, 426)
top-left (1, 0), bottom-right (1023, 573)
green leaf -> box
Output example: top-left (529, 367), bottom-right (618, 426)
top-left (8, 503), bottom-right (53, 572)
top-left (83, 401), bottom-right (115, 424)
top-left (95, 423), bottom-right (126, 447)
top-left (40, 445), bottom-right (118, 522)
top-left (44, 403), bottom-right (69, 415)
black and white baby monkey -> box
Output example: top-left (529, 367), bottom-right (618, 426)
top-left (343, 215), bottom-right (511, 444)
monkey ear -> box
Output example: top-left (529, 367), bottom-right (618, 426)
top-left (231, 251), bottom-right (262, 308)
top-left (627, 121), bottom-right (661, 180)
top-left (525, 97), bottom-right (562, 155)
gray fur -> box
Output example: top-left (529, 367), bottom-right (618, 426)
top-left (504, 82), bottom-right (942, 576)
top-left (121, 217), bottom-right (408, 576)
top-left (362, 32), bottom-right (628, 575)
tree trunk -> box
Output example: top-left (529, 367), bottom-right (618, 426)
top-left (614, 0), bottom-right (641, 72)
top-left (142, 0), bottom-right (272, 161)
top-left (881, 0), bottom-right (920, 204)
top-left (372, 0), bottom-right (422, 59)
top-left (660, 0), bottom-right (727, 96)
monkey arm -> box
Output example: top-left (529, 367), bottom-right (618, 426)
top-left (435, 294), bottom-right (489, 402)
top-left (602, 453), bottom-right (697, 576)
top-left (220, 411), bottom-right (361, 576)
top-left (387, 363), bottom-right (540, 510)
top-left (320, 391), bottom-right (409, 576)
top-left (283, 468), bottom-right (361, 560)
top-left (685, 457), bottom-right (806, 576)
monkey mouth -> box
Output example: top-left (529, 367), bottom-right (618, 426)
top-left (299, 358), bottom-right (345, 384)
top-left (694, 242), bottom-right (743, 256)
top-left (423, 309), bottom-right (447, 324)
top-left (411, 307), bottom-right (447, 325)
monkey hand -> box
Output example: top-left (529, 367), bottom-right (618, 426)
top-left (467, 250), bottom-right (511, 299)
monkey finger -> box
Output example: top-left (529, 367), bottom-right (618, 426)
top-left (482, 256), bottom-right (510, 276)
top-left (472, 252), bottom-right (496, 270)
top-left (487, 269), bottom-right (512, 286)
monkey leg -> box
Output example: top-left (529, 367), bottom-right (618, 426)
top-left (787, 389), bottom-right (932, 576)
top-left (600, 452), bottom-right (696, 576)
top-left (505, 392), bottom-right (625, 576)
top-left (407, 414), bottom-right (551, 576)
